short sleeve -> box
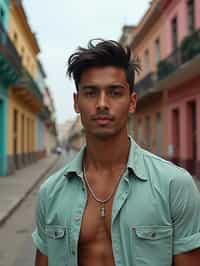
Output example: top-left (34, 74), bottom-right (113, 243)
top-left (32, 185), bottom-right (48, 256)
top-left (170, 170), bottom-right (200, 255)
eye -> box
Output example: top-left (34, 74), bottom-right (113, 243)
top-left (109, 88), bottom-right (122, 97)
top-left (84, 89), bottom-right (97, 97)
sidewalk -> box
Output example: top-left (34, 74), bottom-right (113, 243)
top-left (0, 154), bottom-right (59, 226)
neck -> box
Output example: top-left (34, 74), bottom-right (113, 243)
top-left (84, 131), bottom-right (130, 171)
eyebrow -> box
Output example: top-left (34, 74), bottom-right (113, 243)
top-left (80, 83), bottom-right (125, 89)
top-left (108, 84), bottom-right (125, 89)
top-left (80, 85), bottom-right (98, 90)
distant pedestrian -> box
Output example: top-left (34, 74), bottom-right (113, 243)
top-left (33, 39), bottom-right (200, 266)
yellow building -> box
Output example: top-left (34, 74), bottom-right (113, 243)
top-left (7, 0), bottom-right (43, 174)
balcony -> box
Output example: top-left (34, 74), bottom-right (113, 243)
top-left (135, 72), bottom-right (157, 98)
top-left (157, 29), bottom-right (200, 80)
top-left (13, 67), bottom-right (43, 111)
top-left (39, 105), bottom-right (51, 121)
top-left (0, 23), bottom-right (21, 85)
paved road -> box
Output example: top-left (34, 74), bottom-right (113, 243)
top-left (0, 150), bottom-right (76, 266)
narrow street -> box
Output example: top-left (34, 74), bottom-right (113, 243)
top-left (0, 150), bottom-right (76, 266)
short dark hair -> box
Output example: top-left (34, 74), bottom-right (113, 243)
top-left (67, 39), bottom-right (140, 92)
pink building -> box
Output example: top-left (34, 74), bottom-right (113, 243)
top-left (160, 0), bottom-right (200, 176)
top-left (128, 0), bottom-right (200, 177)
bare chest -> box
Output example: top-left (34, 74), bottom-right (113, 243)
top-left (79, 193), bottom-right (113, 243)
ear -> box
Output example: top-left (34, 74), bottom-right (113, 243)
top-left (73, 92), bottom-right (80, 113)
top-left (129, 92), bottom-right (137, 114)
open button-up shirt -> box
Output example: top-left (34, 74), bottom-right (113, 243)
top-left (32, 137), bottom-right (200, 266)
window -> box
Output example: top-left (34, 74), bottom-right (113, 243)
top-left (187, 0), bottom-right (195, 34)
top-left (21, 46), bottom-right (24, 55)
top-left (13, 32), bottom-right (18, 45)
top-left (171, 17), bottom-right (178, 50)
top-left (144, 49), bottom-right (150, 75)
top-left (155, 38), bottom-right (161, 64)
top-left (172, 108), bottom-right (180, 158)
top-left (21, 46), bottom-right (25, 61)
top-left (27, 55), bottom-right (30, 65)
top-left (156, 112), bottom-right (162, 155)
top-left (0, 7), bottom-right (5, 19)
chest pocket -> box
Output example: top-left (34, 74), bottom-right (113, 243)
top-left (132, 226), bottom-right (173, 266)
top-left (46, 225), bottom-right (67, 266)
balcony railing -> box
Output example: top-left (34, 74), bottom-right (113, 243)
top-left (39, 105), bottom-right (51, 121)
top-left (135, 72), bottom-right (157, 98)
top-left (157, 29), bottom-right (200, 80)
top-left (0, 22), bottom-right (21, 77)
top-left (0, 23), bottom-right (43, 105)
top-left (15, 67), bottom-right (43, 103)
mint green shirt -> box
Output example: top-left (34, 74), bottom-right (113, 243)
top-left (32, 137), bottom-right (200, 266)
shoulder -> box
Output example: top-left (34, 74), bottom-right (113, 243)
top-left (38, 161), bottom-right (75, 198)
top-left (140, 147), bottom-right (193, 186)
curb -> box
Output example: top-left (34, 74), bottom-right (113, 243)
top-left (0, 156), bottom-right (59, 227)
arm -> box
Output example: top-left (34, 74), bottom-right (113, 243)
top-left (170, 172), bottom-right (200, 261)
top-left (35, 249), bottom-right (48, 266)
top-left (174, 248), bottom-right (200, 266)
top-left (32, 186), bottom-right (48, 264)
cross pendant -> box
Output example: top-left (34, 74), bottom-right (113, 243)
top-left (100, 205), bottom-right (105, 217)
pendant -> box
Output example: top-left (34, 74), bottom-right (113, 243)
top-left (100, 205), bottom-right (105, 217)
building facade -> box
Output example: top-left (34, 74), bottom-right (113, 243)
top-left (0, 0), bottom-right (21, 175)
top-left (35, 60), bottom-right (47, 159)
top-left (7, 0), bottom-right (43, 174)
top-left (120, 0), bottom-right (200, 177)
top-left (43, 87), bottom-right (58, 155)
top-left (0, 0), bottom-right (58, 176)
top-left (0, 0), bottom-right (9, 30)
top-left (131, 0), bottom-right (166, 156)
top-left (160, 0), bottom-right (200, 176)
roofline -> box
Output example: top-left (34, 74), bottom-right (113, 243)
top-left (12, 0), bottom-right (40, 54)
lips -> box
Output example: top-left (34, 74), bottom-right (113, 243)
top-left (94, 116), bottom-right (113, 126)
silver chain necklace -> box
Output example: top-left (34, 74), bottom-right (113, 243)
top-left (83, 164), bottom-right (125, 218)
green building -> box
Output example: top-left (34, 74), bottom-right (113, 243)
top-left (0, 0), bottom-right (21, 175)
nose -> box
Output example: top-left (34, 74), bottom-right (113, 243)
top-left (96, 91), bottom-right (109, 110)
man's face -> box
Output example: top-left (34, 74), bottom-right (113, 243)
top-left (73, 66), bottom-right (137, 140)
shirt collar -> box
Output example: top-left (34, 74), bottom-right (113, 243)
top-left (64, 136), bottom-right (147, 181)
top-left (127, 137), bottom-right (147, 181)
top-left (64, 145), bottom-right (85, 178)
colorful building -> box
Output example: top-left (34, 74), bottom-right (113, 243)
top-left (0, 0), bottom-right (58, 176)
top-left (35, 60), bottom-right (47, 159)
top-left (159, 0), bottom-right (200, 176)
top-left (122, 0), bottom-right (200, 177)
top-left (0, 0), bottom-right (21, 175)
top-left (67, 115), bottom-right (85, 151)
top-left (7, 0), bottom-right (44, 174)
top-left (130, 0), bottom-right (166, 156)
top-left (43, 87), bottom-right (58, 155)
top-left (0, 0), bottom-right (9, 30)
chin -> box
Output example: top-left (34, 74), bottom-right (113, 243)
top-left (91, 129), bottom-right (121, 140)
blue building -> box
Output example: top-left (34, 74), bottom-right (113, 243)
top-left (0, 0), bottom-right (21, 175)
top-left (0, 0), bottom-right (9, 30)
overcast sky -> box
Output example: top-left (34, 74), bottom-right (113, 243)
top-left (23, 0), bottom-right (150, 124)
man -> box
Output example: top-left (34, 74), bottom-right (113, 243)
top-left (33, 39), bottom-right (200, 266)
